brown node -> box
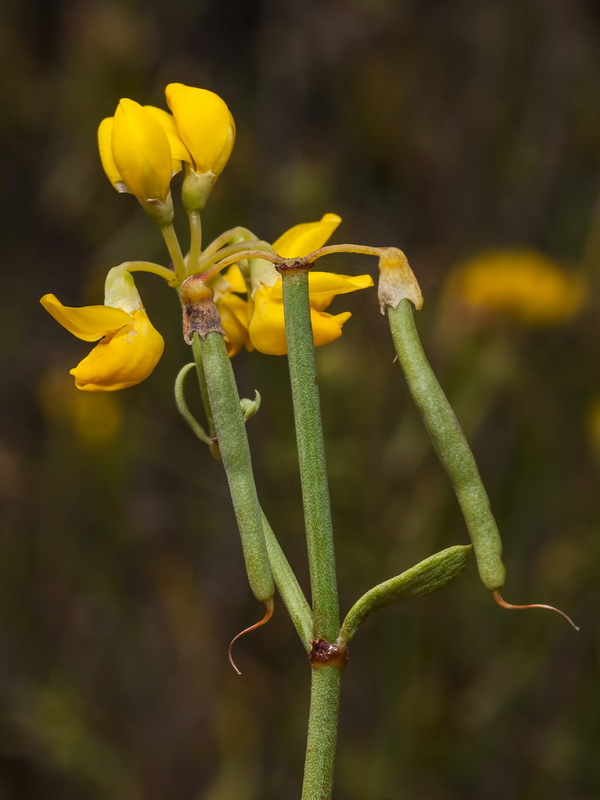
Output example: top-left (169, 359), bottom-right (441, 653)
top-left (492, 590), bottom-right (579, 630)
top-left (181, 279), bottom-right (224, 344)
top-left (228, 598), bottom-right (275, 675)
top-left (276, 258), bottom-right (312, 275)
top-left (309, 638), bottom-right (349, 669)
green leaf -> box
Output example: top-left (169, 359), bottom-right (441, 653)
top-left (338, 545), bottom-right (472, 645)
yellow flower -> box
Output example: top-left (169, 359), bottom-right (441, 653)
top-left (447, 250), bottom-right (585, 324)
top-left (98, 99), bottom-right (180, 224)
top-left (165, 83), bottom-right (235, 175)
top-left (215, 214), bottom-right (374, 356)
top-left (164, 83), bottom-right (236, 210)
top-left (40, 271), bottom-right (164, 392)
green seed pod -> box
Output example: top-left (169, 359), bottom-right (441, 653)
top-left (386, 299), bottom-right (506, 592)
top-left (338, 545), bottom-right (472, 645)
top-left (180, 280), bottom-right (273, 602)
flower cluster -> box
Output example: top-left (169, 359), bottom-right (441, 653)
top-left (214, 214), bottom-right (373, 356)
top-left (40, 83), bottom-right (373, 391)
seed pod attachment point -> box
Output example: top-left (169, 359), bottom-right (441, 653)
top-left (309, 638), bottom-right (349, 669)
top-left (378, 247), bottom-right (423, 313)
top-left (181, 277), bottom-right (224, 344)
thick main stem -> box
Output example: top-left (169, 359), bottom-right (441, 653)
top-left (281, 269), bottom-right (343, 799)
top-left (281, 270), bottom-right (340, 640)
top-left (301, 666), bottom-right (342, 800)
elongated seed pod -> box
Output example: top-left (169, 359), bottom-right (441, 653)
top-left (387, 299), bottom-right (506, 591)
top-left (200, 330), bottom-right (275, 602)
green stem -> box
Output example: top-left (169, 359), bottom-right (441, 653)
top-left (301, 666), bottom-right (342, 800)
top-left (161, 224), bottom-right (187, 284)
top-left (187, 211), bottom-right (202, 276)
top-left (281, 270), bottom-right (340, 640)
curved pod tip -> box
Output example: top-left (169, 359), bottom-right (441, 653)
top-left (492, 590), bottom-right (579, 631)
top-left (228, 598), bottom-right (275, 675)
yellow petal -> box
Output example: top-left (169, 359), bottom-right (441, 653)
top-left (248, 286), bottom-right (353, 355)
top-left (40, 294), bottom-right (132, 342)
top-left (111, 99), bottom-right (173, 202)
top-left (97, 117), bottom-right (125, 191)
top-left (143, 105), bottom-right (190, 165)
top-left (165, 83), bottom-right (235, 174)
top-left (272, 213), bottom-right (342, 258)
top-left (217, 293), bottom-right (252, 356)
top-left (70, 310), bottom-right (165, 391)
top-left (248, 288), bottom-right (287, 356)
top-left (311, 309), bottom-right (352, 347)
top-left (269, 271), bottom-right (374, 310)
top-left (222, 264), bottom-right (247, 293)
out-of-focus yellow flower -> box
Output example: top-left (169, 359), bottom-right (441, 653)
top-left (39, 369), bottom-right (123, 448)
top-left (98, 99), bottom-right (180, 224)
top-left (447, 250), bottom-right (585, 324)
top-left (40, 271), bottom-right (164, 392)
top-left (165, 83), bottom-right (235, 210)
top-left (214, 214), bottom-right (373, 356)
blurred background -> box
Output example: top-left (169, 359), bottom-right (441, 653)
top-left (1, 0), bottom-right (599, 797)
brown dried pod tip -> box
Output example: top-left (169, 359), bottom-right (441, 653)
top-left (492, 590), bottom-right (579, 630)
top-left (228, 598), bottom-right (275, 676)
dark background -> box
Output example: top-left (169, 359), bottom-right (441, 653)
top-left (1, 0), bottom-right (598, 798)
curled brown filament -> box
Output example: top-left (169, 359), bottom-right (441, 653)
top-left (492, 590), bottom-right (579, 631)
top-left (228, 598), bottom-right (275, 675)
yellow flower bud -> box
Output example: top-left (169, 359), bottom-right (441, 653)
top-left (165, 83), bottom-right (235, 175)
top-left (165, 83), bottom-right (236, 210)
top-left (98, 99), bottom-right (179, 225)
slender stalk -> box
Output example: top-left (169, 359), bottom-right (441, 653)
top-left (281, 270), bottom-right (340, 639)
top-left (123, 260), bottom-right (177, 284)
top-left (197, 240), bottom-right (274, 273)
top-left (187, 210), bottom-right (202, 275)
top-left (161, 224), bottom-right (187, 284)
top-left (301, 666), bottom-right (342, 800)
